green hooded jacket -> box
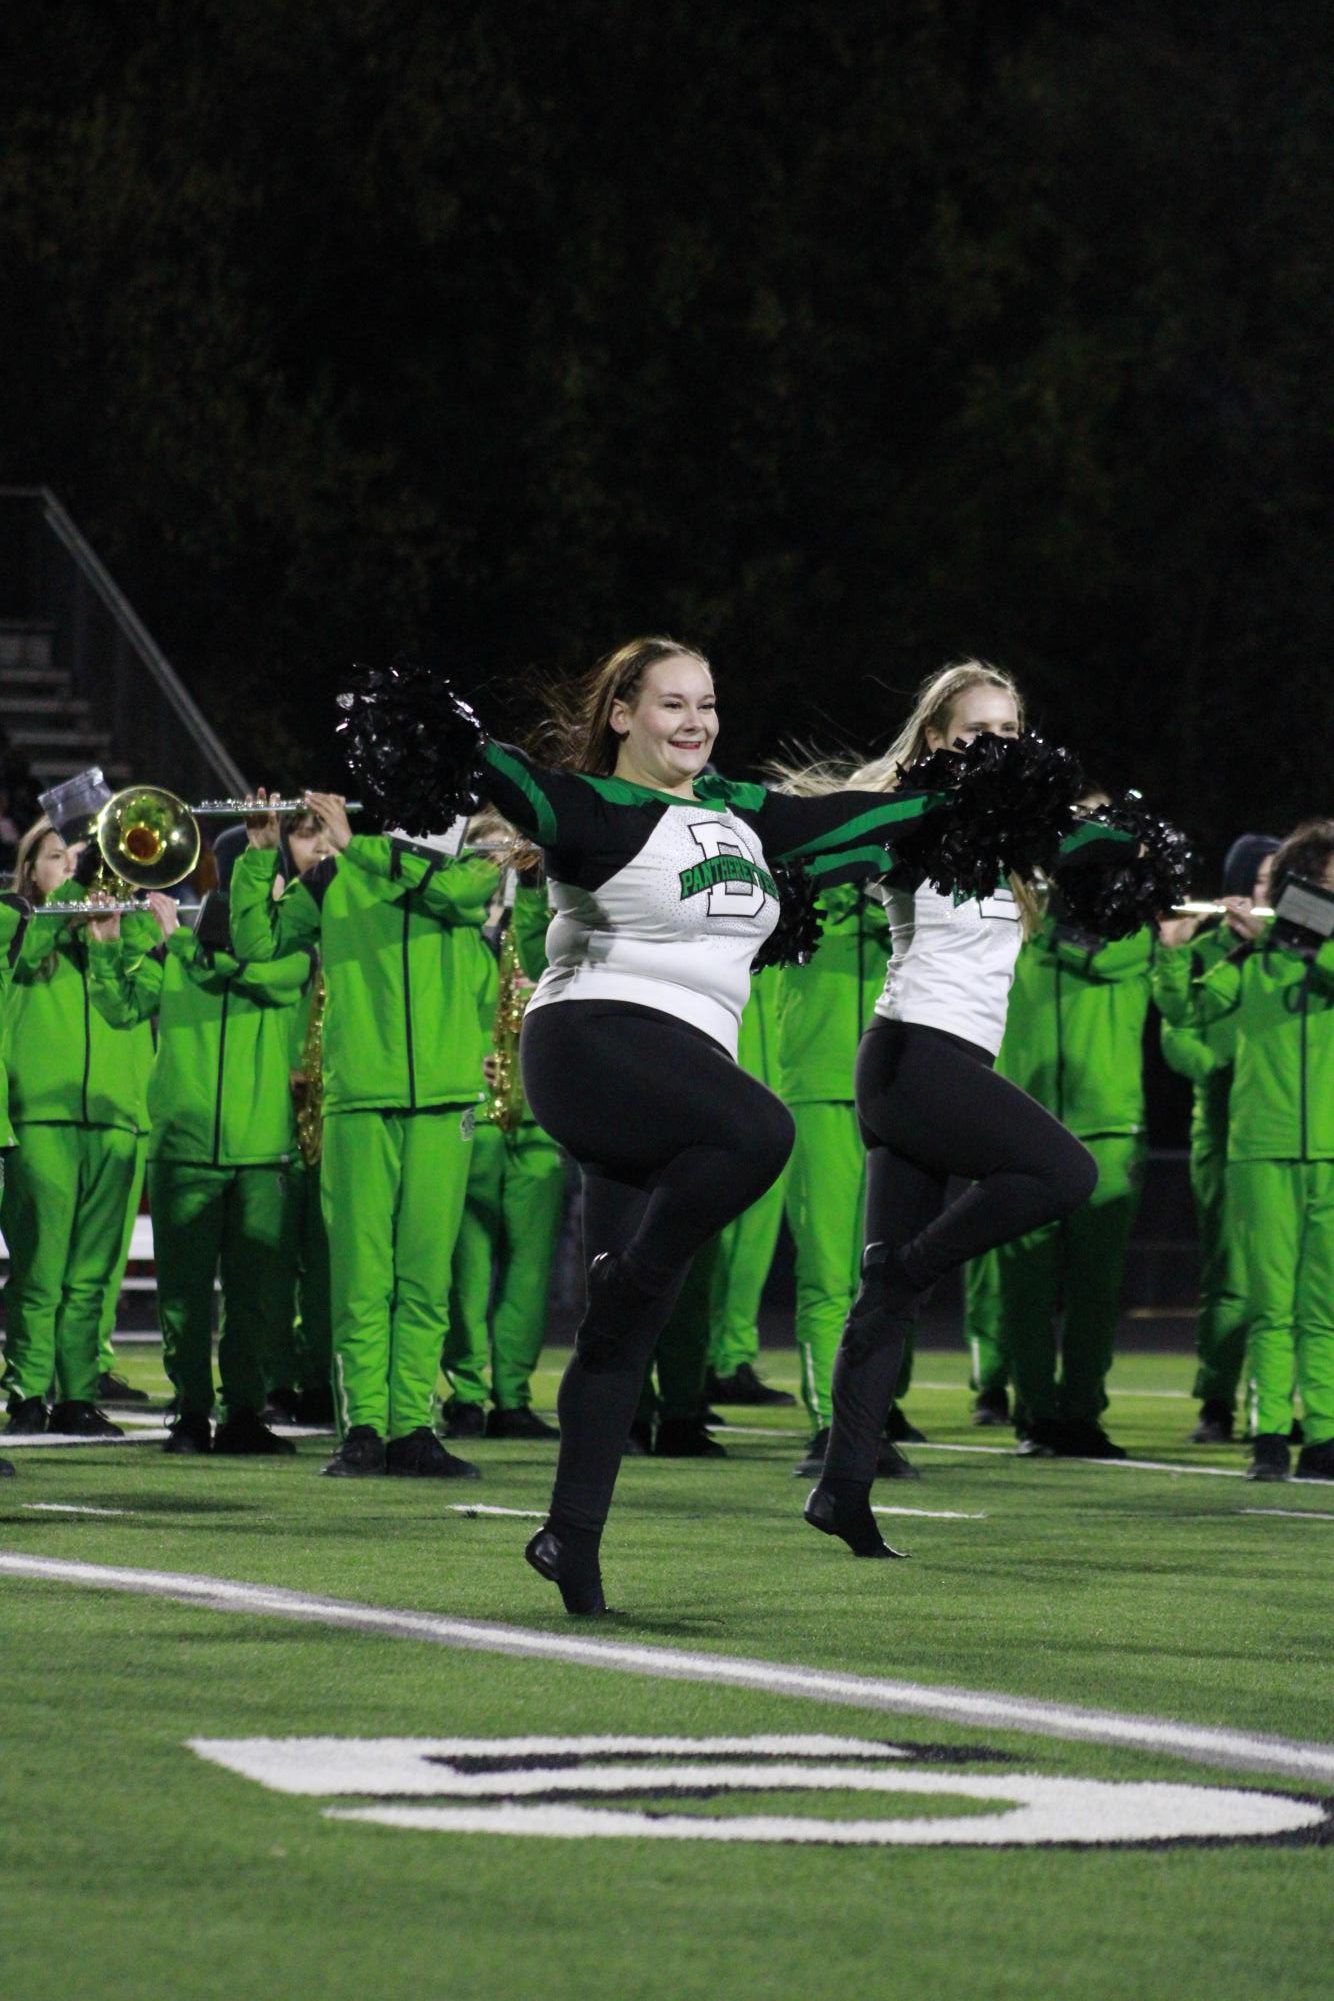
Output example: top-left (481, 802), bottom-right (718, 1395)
top-left (776, 886), bottom-right (893, 1104)
top-left (1153, 925), bottom-right (1237, 1158)
top-left (229, 836), bottom-right (497, 1115)
top-left (5, 888), bottom-right (156, 1134)
top-left (1195, 930), bottom-right (1334, 1162)
top-left (88, 927), bottom-right (314, 1166)
top-left (996, 920), bottom-right (1156, 1137)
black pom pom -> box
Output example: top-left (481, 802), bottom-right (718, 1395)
top-left (1055, 793), bottom-right (1195, 939)
top-left (893, 733), bottom-right (1085, 901)
top-left (753, 861), bottom-right (824, 969)
top-left (335, 654), bottom-right (487, 836)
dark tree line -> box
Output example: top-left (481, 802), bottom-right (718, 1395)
top-left (2, 0), bottom-right (1330, 865)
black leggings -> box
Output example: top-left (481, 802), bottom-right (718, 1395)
top-left (521, 1000), bottom-right (794, 1531)
top-left (824, 1017), bottom-right (1097, 1484)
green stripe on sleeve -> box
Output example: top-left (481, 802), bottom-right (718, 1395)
top-left (778, 792), bottom-right (940, 863)
top-left (484, 742), bottom-right (559, 846)
top-left (804, 843), bottom-right (903, 881)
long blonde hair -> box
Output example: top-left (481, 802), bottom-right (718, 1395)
top-left (13, 816), bottom-right (63, 978)
top-left (773, 658), bottom-right (1043, 933)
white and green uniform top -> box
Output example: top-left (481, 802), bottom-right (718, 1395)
top-left (480, 743), bottom-right (943, 1059)
top-left (875, 879), bottom-right (1024, 1057)
top-left (873, 825), bottom-right (1134, 1057)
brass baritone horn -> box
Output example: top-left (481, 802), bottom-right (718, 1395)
top-left (93, 785), bottom-right (201, 891)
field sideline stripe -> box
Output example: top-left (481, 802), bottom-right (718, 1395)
top-left (2, 1552), bottom-right (1331, 1785)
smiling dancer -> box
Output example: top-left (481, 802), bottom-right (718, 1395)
top-left (343, 638), bottom-right (1088, 1614)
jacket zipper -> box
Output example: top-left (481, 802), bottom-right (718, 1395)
top-left (212, 987), bottom-right (230, 1166)
top-left (78, 945), bottom-right (92, 1124)
top-left (402, 902), bottom-right (417, 1110)
top-left (1299, 972), bottom-right (1309, 1162)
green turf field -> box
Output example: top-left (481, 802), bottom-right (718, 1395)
top-left (2, 1344), bottom-right (1330, 2001)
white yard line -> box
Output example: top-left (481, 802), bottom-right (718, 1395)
top-left (1239, 1509), bottom-right (1334, 1522)
top-left (2, 1551), bottom-right (1331, 1785)
top-left (20, 1503), bottom-right (131, 1518)
top-left (910, 1381), bottom-right (1192, 1402)
top-left (872, 1507), bottom-right (987, 1521)
top-left (447, 1505), bottom-right (546, 1520)
top-left (1, 1429), bottom-right (170, 1448)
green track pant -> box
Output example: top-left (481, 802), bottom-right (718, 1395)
top-left (444, 1120), bottom-right (566, 1409)
top-left (1233, 1159), bottom-right (1334, 1446)
top-left (785, 1102), bottom-right (913, 1428)
top-left (2, 1123), bottom-right (144, 1405)
top-left (707, 1159), bottom-right (789, 1379)
top-left (323, 1106), bottom-right (474, 1441)
top-left (963, 1251), bottom-right (1008, 1398)
top-left (98, 1143), bottom-right (147, 1374)
top-left (265, 1159), bottom-right (333, 1397)
top-left (1190, 1146), bottom-right (1249, 1411)
top-left (998, 1134), bottom-right (1145, 1428)
top-left (149, 1159), bottom-right (298, 1420)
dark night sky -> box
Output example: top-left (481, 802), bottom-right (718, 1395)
top-left (1, 1), bottom-right (1331, 871)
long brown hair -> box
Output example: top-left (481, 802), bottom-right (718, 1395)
top-left (771, 658), bottom-right (1043, 934)
top-left (14, 816), bottom-right (62, 905)
top-left (13, 817), bottom-right (64, 977)
top-left (529, 636), bottom-right (712, 775)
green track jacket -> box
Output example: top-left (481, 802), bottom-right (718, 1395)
top-left (88, 928), bottom-right (314, 1166)
top-left (776, 886), bottom-right (893, 1104)
top-left (1153, 925), bottom-right (1237, 1157)
top-left (6, 890), bottom-right (156, 1135)
top-left (996, 921), bottom-right (1156, 1138)
top-left (1194, 931), bottom-right (1334, 1162)
top-left (229, 837), bottom-right (497, 1115)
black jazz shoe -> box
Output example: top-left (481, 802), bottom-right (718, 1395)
top-left (524, 1525), bottom-right (608, 1616)
top-left (803, 1484), bottom-right (909, 1560)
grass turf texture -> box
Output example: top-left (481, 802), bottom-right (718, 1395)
top-left (1, 1344), bottom-right (1330, 2001)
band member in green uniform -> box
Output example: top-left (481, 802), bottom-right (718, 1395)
top-left (1154, 835), bottom-right (1278, 1443)
top-left (230, 792), bottom-right (498, 1477)
top-left (2, 818), bottom-right (154, 1438)
top-left (87, 888), bottom-right (313, 1453)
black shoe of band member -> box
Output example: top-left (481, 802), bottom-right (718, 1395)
top-left (262, 1385), bottom-right (302, 1424)
top-left (1246, 1433), bottom-right (1291, 1482)
top-left (0, 1456), bottom-right (14, 1477)
top-left (1054, 1420), bottom-right (1127, 1461)
top-left (1188, 1398), bottom-right (1234, 1445)
top-left (793, 1425), bottom-right (830, 1477)
top-left (163, 1414), bottom-right (212, 1455)
top-left (440, 1399), bottom-right (487, 1440)
top-left (875, 1439), bottom-right (921, 1481)
top-left (971, 1386), bottom-right (1010, 1428)
top-left (885, 1404), bottom-right (927, 1444)
top-left (49, 1401), bottom-right (124, 1439)
top-left (213, 1408), bottom-right (297, 1456)
top-left (97, 1370), bottom-right (152, 1406)
top-left (1294, 1440), bottom-right (1334, 1481)
top-left (486, 1406), bottom-right (560, 1440)
top-left (322, 1426), bottom-right (388, 1477)
top-left (524, 1524), bottom-right (608, 1616)
top-left (385, 1427), bottom-right (481, 1479)
top-left (5, 1396), bottom-right (49, 1436)
top-left (1015, 1419), bottom-right (1063, 1457)
top-left (704, 1362), bottom-right (796, 1408)
top-left (653, 1416), bottom-right (727, 1458)
top-left (803, 1482), bottom-right (910, 1560)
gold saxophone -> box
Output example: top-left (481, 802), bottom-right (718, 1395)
top-left (480, 926), bottom-right (528, 1134)
top-left (294, 968), bottom-right (326, 1166)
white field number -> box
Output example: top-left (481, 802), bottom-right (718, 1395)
top-left (186, 1735), bottom-right (1330, 1847)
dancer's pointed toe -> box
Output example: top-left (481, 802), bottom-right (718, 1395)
top-left (803, 1483), bottom-right (909, 1560)
top-left (524, 1526), bottom-right (610, 1615)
